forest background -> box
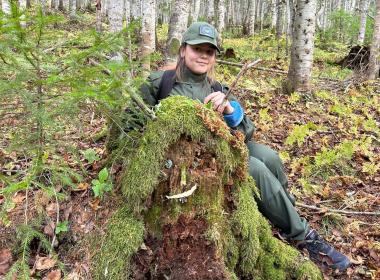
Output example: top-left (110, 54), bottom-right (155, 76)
top-left (0, 0), bottom-right (379, 279)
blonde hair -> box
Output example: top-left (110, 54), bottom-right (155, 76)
top-left (175, 43), bottom-right (216, 84)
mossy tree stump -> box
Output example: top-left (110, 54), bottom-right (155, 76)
top-left (92, 96), bottom-right (323, 280)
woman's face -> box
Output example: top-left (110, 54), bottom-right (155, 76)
top-left (181, 43), bottom-right (216, 75)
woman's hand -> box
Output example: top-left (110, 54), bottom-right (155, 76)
top-left (204, 92), bottom-right (234, 114)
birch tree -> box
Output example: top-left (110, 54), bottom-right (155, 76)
top-left (285, 0), bottom-right (317, 93)
top-left (96, 0), bottom-right (102, 32)
top-left (2, 0), bottom-right (11, 14)
top-left (366, 0), bottom-right (380, 79)
top-left (247, 0), bottom-right (256, 36)
top-left (217, 0), bottom-right (226, 41)
top-left (108, 0), bottom-right (123, 33)
top-left (271, 0), bottom-right (277, 28)
top-left (141, 0), bottom-right (156, 73)
top-left (207, 0), bottom-right (215, 24)
top-left (166, 0), bottom-right (191, 60)
top-left (19, 0), bottom-right (27, 9)
top-left (192, 0), bottom-right (201, 22)
top-left (357, 0), bottom-right (369, 44)
top-left (69, 0), bottom-right (76, 19)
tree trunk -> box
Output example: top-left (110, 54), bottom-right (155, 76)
top-left (96, 0), bottom-right (102, 32)
top-left (247, 0), bottom-right (255, 36)
top-left (131, 0), bottom-right (141, 20)
top-left (366, 0), bottom-right (380, 79)
top-left (19, 0), bottom-right (27, 9)
top-left (357, 0), bottom-right (369, 44)
top-left (192, 0), bottom-right (201, 22)
top-left (62, 0), bottom-right (69, 11)
top-left (108, 0), bottom-right (123, 33)
top-left (166, 0), bottom-right (190, 60)
top-left (141, 0), bottom-right (156, 74)
top-left (69, 0), bottom-right (76, 19)
top-left (2, 0), bottom-right (10, 14)
top-left (276, 0), bottom-right (283, 38)
top-left (207, 0), bottom-right (215, 24)
top-left (91, 96), bottom-right (323, 280)
top-left (271, 0), bottom-right (277, 29)
top-left (285, 0), bottom-right (317, 94)
top-left (217, 0), bottom-right (226, 42)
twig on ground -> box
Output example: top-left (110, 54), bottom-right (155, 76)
top-left (297, 202), bottom-right (380, 216)
top-left (50, 186), bottom-right (60, 256)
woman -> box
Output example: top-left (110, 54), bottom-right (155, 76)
top-left (140, 22), bottom-right (350, 271)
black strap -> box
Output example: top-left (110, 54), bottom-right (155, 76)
top-left (157, 70), bottom-right (176, 101)
top-left (157, 70), bottom-right (223, 102)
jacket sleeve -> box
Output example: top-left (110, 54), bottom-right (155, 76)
top-left (139, 71), bottom-right (165, 106)
top-left (222, 85), bottom-right (256, 142)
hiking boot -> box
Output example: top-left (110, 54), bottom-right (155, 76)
top-left (297, 229), bottom-right (351, 271)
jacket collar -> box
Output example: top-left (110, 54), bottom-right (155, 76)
top-left (182, 65), bottom-right (208, 83)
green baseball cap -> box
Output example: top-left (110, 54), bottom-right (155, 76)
top-left (182, 22), bottom-right (220, 52)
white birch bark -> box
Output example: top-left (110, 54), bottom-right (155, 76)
top-left (167, 0), bottom-right (190, 59)
top-left (141, 0), bottom-right (156, 73)
top-left (2, 0), bottom-right (11, 14)
top-left (131, 0), bottom-right (141, 20)
top-left (286, 0), bottom-right (317, 93)
top-left (260, 0), bottom-right (265, 32)
top-left (125, 0), bottom-right (131, 24)
top-left (276, 0), bottom-right (284, 38)
top-left (62, 0), bottom-right (69, 11)
top-left (357, 0), bottom-right (369, 44)
top-left (271, 0), bottom-right (277, 28)
top-left (96, 0), bottom-right (102, 32)
top-left (69, 0), bottom-right (76, 18)
top-left (367, 0), bottom-right (380, 79)
top-left (51, 0), bottom-right (59, 10)
top-left (108, 0), bottom-right (123, 33)
top-left (19, 0), bottom-right (27, 9)
top-left (40, 0), bottom-right (47, 14)
top-left (247, 0), bottom-right (255, 35)
top-left (108, 0), bottom-right (124, 61)
top-left (217, 0), bottom-right (226, 40)
top-left (207, 0), bottom-right (215, 24)
top-left (193, 0), bottom-right (201, 22)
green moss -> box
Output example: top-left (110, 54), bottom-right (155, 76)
top-left (120, 96), bottom-right (246, 211)
top-left (91, 206), bottom-right (144, 280)
top-left (94, 96), bottom-right (322, 279)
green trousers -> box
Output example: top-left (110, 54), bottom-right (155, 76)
top-left (247, 141), bottom-right (309, 241)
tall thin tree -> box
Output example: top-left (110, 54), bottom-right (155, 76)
top-left (367, 0), bottom-right (380, 79)
top-left (166, 0), bottom-right (191, 60)
top-left (285, 0), bottom-right (317, 93)
top-left (357, 0), bottom-right (369, 44)
top-left (141, 0), bottom-right (156, 74)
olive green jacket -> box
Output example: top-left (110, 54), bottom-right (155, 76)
top-left (140, 68), bottom-right (255, 141)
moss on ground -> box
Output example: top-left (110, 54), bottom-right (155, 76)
top-left (92, 96), bottom-right (323, 280)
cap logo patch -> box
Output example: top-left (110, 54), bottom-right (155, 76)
top-left (199, 25), bottom-right (215, 39)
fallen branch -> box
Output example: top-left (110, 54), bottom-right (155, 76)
top-left (216, 59), bottom-right (342, 82)
top-left (224, 59), bottom-right (262, 100)
top-left (217, 59), bottom-right (287, 74)
top-left (296, 202), bottom-right (380, 216)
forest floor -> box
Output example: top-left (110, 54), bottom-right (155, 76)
top-left (1, 13), bottom-right (379, 280)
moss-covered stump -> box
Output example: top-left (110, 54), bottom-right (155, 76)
top-left (91, 96), bottom-right (323, 280)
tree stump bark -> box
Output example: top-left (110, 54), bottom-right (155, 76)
top-left (91, 96), bottom-right (323, 280)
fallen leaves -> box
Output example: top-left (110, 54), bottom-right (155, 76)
top-left (0, 248), bottom-right (12, 275)
top-left (35, 256), bottom-right (56, 271)
top-left (42, 269), bottom-right (61, 280)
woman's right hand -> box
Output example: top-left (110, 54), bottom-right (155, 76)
top-left (204, 92), bottom-right (234, 114)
